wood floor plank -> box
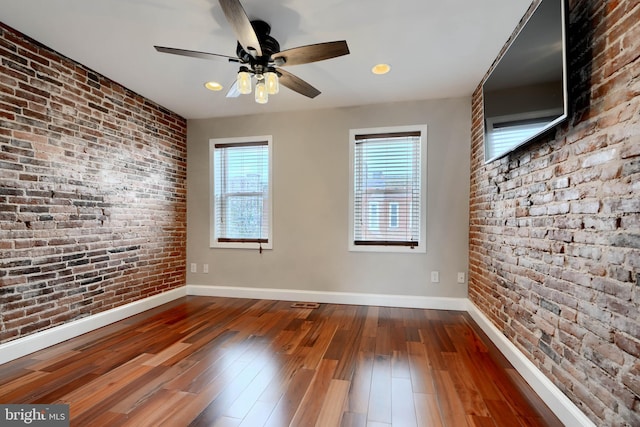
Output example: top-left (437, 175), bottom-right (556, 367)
top-left (324, 329), bottom-right (350, 360)
top-left (0, 370), bottom-right (50, 402)
top-left (391, 348), bottom-right (411, 380)
top-left (0, 361), bottom-right (37, 386)
top-left (110, 358), bottom-right (198, 413)
top-left (167, 358), bottom-right (250, 426)
top-left (211, 416), bottom-right (242, 427)
top-left (457, 351), bottom-right (503, 401)
top-left (188, 354), bottom-right (273, 427)
top-left (143, 341), bottom-right (192, 366)
top-left (28, 350), bottom-right (82, 371)
top-left (34, 372), bottom-right (101, 404)
top-left (390, 317), bottom-right (409, 354)
top-left (341, 412), bottom-right (367, 427)
top-left (485, 398), bottom-right (524, 427)
top-left (114, 388), bottom-right (190, 427)
top-left (367, 354), bottom-right (392, 424)
top-left (176, 352), bottom-right (238, 394)
top-left (262, 367), bottom-right (316, 427)
top-left (0, 297), bottom-right (563, 427)
top-left (419, 328), bottom-right (448, 371)
top-left (432, 369), bottom-right (471, 427)
top-left (87, 409), bottom-right (128, 426)
top-left (347, 349), bottom-right (374, 414)
top-left (391, 377), bottom-right (418, 427)
top-left (59, 353), bottom-right (156, 419)
top-left (413, 392), bottom-right (444, 427)
top-left (407, 341), bottom-right (436, 395)
top-left (334, 306), bottom-right (367, 381)
top-left (362, 306), bottom-right (379, 338)
top-left (222, 353), bottom-right (281, 420)
top-left (25, 360), bottom-right (98, 403)
top-left (256, 354), bottom-right (306, 405)
top-left (374, 308), bottom-right (393, 357)
top-left (301, 319), bottom-right (338, 369)
top-left (163, 349), bottom-right (227, 392)
top-left (467, 414), bottom-right (498, 427)
top-left (290, 358), bottom-right (337, 427)
top-left (237, 401), bottom-right (276, 427)
top-left (442, 352), bottom-right (491, 417)
top-left (315, 379), bottom-right (350, 427)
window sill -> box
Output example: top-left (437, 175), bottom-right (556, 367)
top-left (210, 242), bottom-right (272, 250)
top-left (348, 243), bottom-right (425, 253)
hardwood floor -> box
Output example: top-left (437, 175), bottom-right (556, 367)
top-left (0, 296), bottom-right (562, 426)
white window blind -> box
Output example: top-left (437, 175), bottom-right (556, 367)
top-left (389, 202), bottom-right (400, 228)
top-left (212, 140), bottom-right (271, 247)
top-left (353, 131), bottom-right (422, 248)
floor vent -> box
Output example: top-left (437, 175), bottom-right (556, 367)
top-left (290, 302), bottom-right (320, 309)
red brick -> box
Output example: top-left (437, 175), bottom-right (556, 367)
top-left (0, 24), bottom-right (186, 344)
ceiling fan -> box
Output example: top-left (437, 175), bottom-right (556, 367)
top-left (154, 0), bottom-right (350, 103)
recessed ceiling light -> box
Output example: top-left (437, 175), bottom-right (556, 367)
top-left (371, 63), bottom-right (391, 75)
top-left (204, 81), bottom-right (223, 91)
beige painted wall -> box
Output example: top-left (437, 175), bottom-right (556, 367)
top-left (186, 98), bottom-right (471, 298)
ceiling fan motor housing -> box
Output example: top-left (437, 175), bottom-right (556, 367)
top-left (236, 20), bottom-right (280, 67)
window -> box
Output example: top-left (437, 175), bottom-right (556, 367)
top-left (388, 202), bottom-right (399, 228)
top-left (369, 201), bottom-right (380, 231)
top-left (210, 136), bottom-right (272, 249)
top-left (349, 125), bottom-right (427, 252)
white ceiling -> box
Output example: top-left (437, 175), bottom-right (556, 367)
top-left (0, 0), bottom-right (532, 120)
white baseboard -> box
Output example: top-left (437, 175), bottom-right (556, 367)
top-left (466, 300), bottom-right (595, 427)
top-left (186, 284), bottom-right (468, 311)
top-left (0, 287), bottom-right (186, 365)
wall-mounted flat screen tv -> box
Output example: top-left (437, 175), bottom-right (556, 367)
top-left (483, 0), bottom-right (568, 163)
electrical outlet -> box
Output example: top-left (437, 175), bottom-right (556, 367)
top-left (457, 272), bottom-right (466, 284)
top-left (430, 271), bottom-right (440, 283)
top-left (203, 264), bottom-right (209, 273)
top-left (190, 263), bottom-right (197, 273)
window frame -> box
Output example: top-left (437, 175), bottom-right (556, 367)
top-left (209, 135), bottom-right (273, 250)
top-left (348, 125), bottom-right (427, 253)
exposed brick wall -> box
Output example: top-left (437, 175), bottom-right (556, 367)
top-left (469, 1), bottom-right (639, 425)
top-left (0, 24), bottom-right (187, 343)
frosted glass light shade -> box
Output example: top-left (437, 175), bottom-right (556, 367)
top-left (255, 80), bottom-right (268, 104)
top-left (237, 70), bottom-right (252, 94)
top-left (265, 71), bottom-right (279, 95)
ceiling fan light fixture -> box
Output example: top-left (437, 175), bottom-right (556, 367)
top-left (237, 67), bottom-right (252, 94)
top-left (255, 79), bottom-right (268, 104)
top-left (155, 0), bottom-right (351, 104)
top-left (265, 69), bottom-right (279, 95)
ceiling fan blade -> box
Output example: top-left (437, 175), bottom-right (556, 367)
top-left (226, 79), bottom-right (241, 98)
top-left (272, 41), bottom-right (349, 67)
top-left (154, 46), bottom-right (239, 62)
top-left (277, 68), bottom-right (321, 98)
top-left (218, 0), bottom-right (262, 57)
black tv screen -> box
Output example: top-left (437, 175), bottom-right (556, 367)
top-left (483, 0), bottom-right (568, 163)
